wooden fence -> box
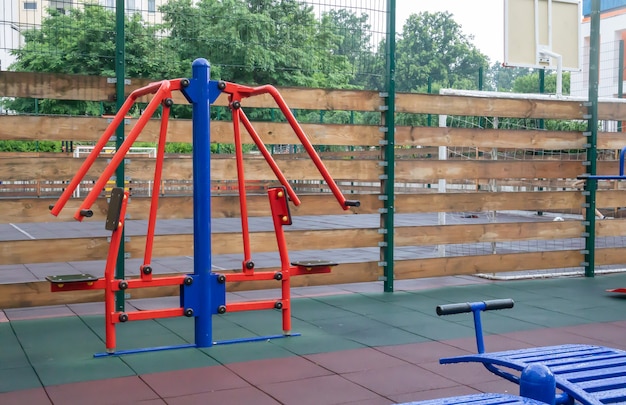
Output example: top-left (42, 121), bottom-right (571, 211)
top-left (2, 70), bottom-right (626, 308)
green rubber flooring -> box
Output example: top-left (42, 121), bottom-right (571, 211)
top-left (2, 273), bottom-right (626, 404)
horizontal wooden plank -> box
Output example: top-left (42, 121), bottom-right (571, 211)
top-left (0, 261), bottom-right (381, 309)
top-left (595, 247), bottom-right (626, 266)
top-left (396, 93), bottom-right (587, 120)
top-left (395, 221), bottom-right (583, 246)
top-left (0, 229), bottom-right (381, 266)
top-left (9, 115), bottom-right (626, 152)
top-left (2, 189), bottom-right (601, 223)
top-left (395, 191), bottom-right (583, 213)
top-left (394, 250), bottom-right (584, 279)
top-left (4, 189), bottom-right (620, 223)
top-left (396, 127), bottom-right (585, 149)
top-left (0, 71), bottom-right (113, 103)
top-left (0, 115), bottom-right (382, 146)
top-left (0, 194), bottom-right (380, 223)
top-left (0, 156), bottom-right (382, 182)
top-left (0, 71), bottom-right (381, 111)
top-left (597, 100), bottom-right (626, 121)
top-left (595, 218), bottom-right (626, 237)
top-left (395, 160), bottom-right (586, 181)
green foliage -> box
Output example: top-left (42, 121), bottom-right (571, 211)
top-left (4, 5), bottom-right (178, 115)
top-left (485, 62), bottom-right (532, 92)
top-left (512, 71), bottom-right (571, 95)
top-left (395, 11), bottom-right (489, 92)
top-left (0, 140), bottom-right (60, 152)
top-left (159, 0), bottom-right (356, 87)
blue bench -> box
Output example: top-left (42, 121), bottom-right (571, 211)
top-left (436, 300), bottom-right (626, 405)
top-left (397, 393), bottom-right (549, 405)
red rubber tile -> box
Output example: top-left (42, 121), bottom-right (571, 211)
top-left (305, 347), bottom-right (408, 373)
top-left (342, 363), bottom-right (457, 397)
top-left (45, 376), bottom-right (158, 404)
top-left (0, 388), bottom-right (52, 405)
top-left (389, 385), bottom-right (480, 404)
top-left (164, 386), bottom-right (281, 405)
top-left (141, 365), bottom-right (249, 398)
top-left (376, 341), bottom-right (472, 365)
top-left (226, 355), bottom-right (332, 385)
top-left (258, 374), bottom-right (383, 405)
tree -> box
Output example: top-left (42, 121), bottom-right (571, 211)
top-left (395, 11), bottom-right (488, 92)
top-left (485, 62), bottom-right (532, 92)
top-left (160, 0), bottom-right (355, 88)
top-left (3, 5), bottom-right (178, 116)
top-left (512, 70), bottom-right (571, 95)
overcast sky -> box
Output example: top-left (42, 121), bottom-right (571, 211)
top-left (396, 0), bottom-right (505, 62)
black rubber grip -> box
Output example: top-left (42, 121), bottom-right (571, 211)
top-left (436, 299), bottom-right (514, 316)
top-left (484, 298), bottom-right (515, 311)
top-left (345, 200), bottom-right (360, 207)
top-left (436, 302), bottom-right (472, 316)
top-left (79, 209), bottom-right (94, 218)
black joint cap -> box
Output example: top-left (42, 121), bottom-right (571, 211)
top-left (245, 261), bottom-right (255, 270)
top-left (217, 81), bottom-right (226, 90)
top-left (80, 209), bottom-right (94, 218)
top-left (180, 78), bottom-right (190, 87)
top-left (345, 200), bottom-right (360, 207)
top-left (48, 204), bottom-right (54, 211)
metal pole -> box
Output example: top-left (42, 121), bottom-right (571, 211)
top-left (382, 0), bottom-right (396, 292)
top-left (190, 59), bottom-right (213, 346)
top-left (537, 69), bottom-right (545, 216)
top-left (584, 0), bottom-right (601, 278)
top-left (618, 40), bottom-right (624, 133)
top-left (114, 0), bottom-right (125, 311)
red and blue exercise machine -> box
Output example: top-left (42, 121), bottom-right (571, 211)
top-left (48, 58), bottom-right (359, 356)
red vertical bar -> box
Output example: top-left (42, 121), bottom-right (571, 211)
top-left (232, 104), bottom-right (253, 273)
top-left (142, 93), bottom-right (172, 279)
top-left (104, 191), bottom-right (129, 352)
top-left (268, 188), bottom-right (293, 333)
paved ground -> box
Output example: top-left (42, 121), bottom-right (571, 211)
top-left (2, 272), bottom-right (626, 404)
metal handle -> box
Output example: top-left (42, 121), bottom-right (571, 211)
top-left (436, 299), bottom-right (514, 316)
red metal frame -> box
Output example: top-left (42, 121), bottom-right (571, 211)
top-left (49, 78), bottom-right (351, 349)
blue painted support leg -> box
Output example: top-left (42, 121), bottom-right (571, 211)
top-left (179, 58), bottom-right (223, 348)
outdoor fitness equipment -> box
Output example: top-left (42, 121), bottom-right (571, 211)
top-left (47, 58), bottom-right (359, 356)
top-left (435, 299), bottom-right (626, 405)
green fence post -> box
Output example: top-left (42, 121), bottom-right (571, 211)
top-left (380, 0), bottom-right (396, 292)
top-left (584, 0), bottom-right (601, 278)
top-left (114, 0), bottom-right (126, 310)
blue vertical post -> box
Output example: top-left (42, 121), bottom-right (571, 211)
top-left (191, 58), bottom-right (213, 347)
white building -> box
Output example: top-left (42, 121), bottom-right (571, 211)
top-left (570, 0), bottom-right (626, 98)
top-left (0, 0), bottom-right (166, 71)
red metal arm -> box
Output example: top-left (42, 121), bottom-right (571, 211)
top-left (222, 82), bottom-right (358, 210)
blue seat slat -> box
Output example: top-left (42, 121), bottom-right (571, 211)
top-left (576, 375), bottom-right (626, 393)
top-left (562, 366), bottom-right (626, 385)
top-left (397, 393), bottom-right (548, 405)
top-left (440, 344), bottom-right (626, 405)
top-left (550, 355), bottom-right (626, 375)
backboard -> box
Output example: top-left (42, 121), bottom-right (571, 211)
top-left (504, 0), bottom-right (581, 71)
